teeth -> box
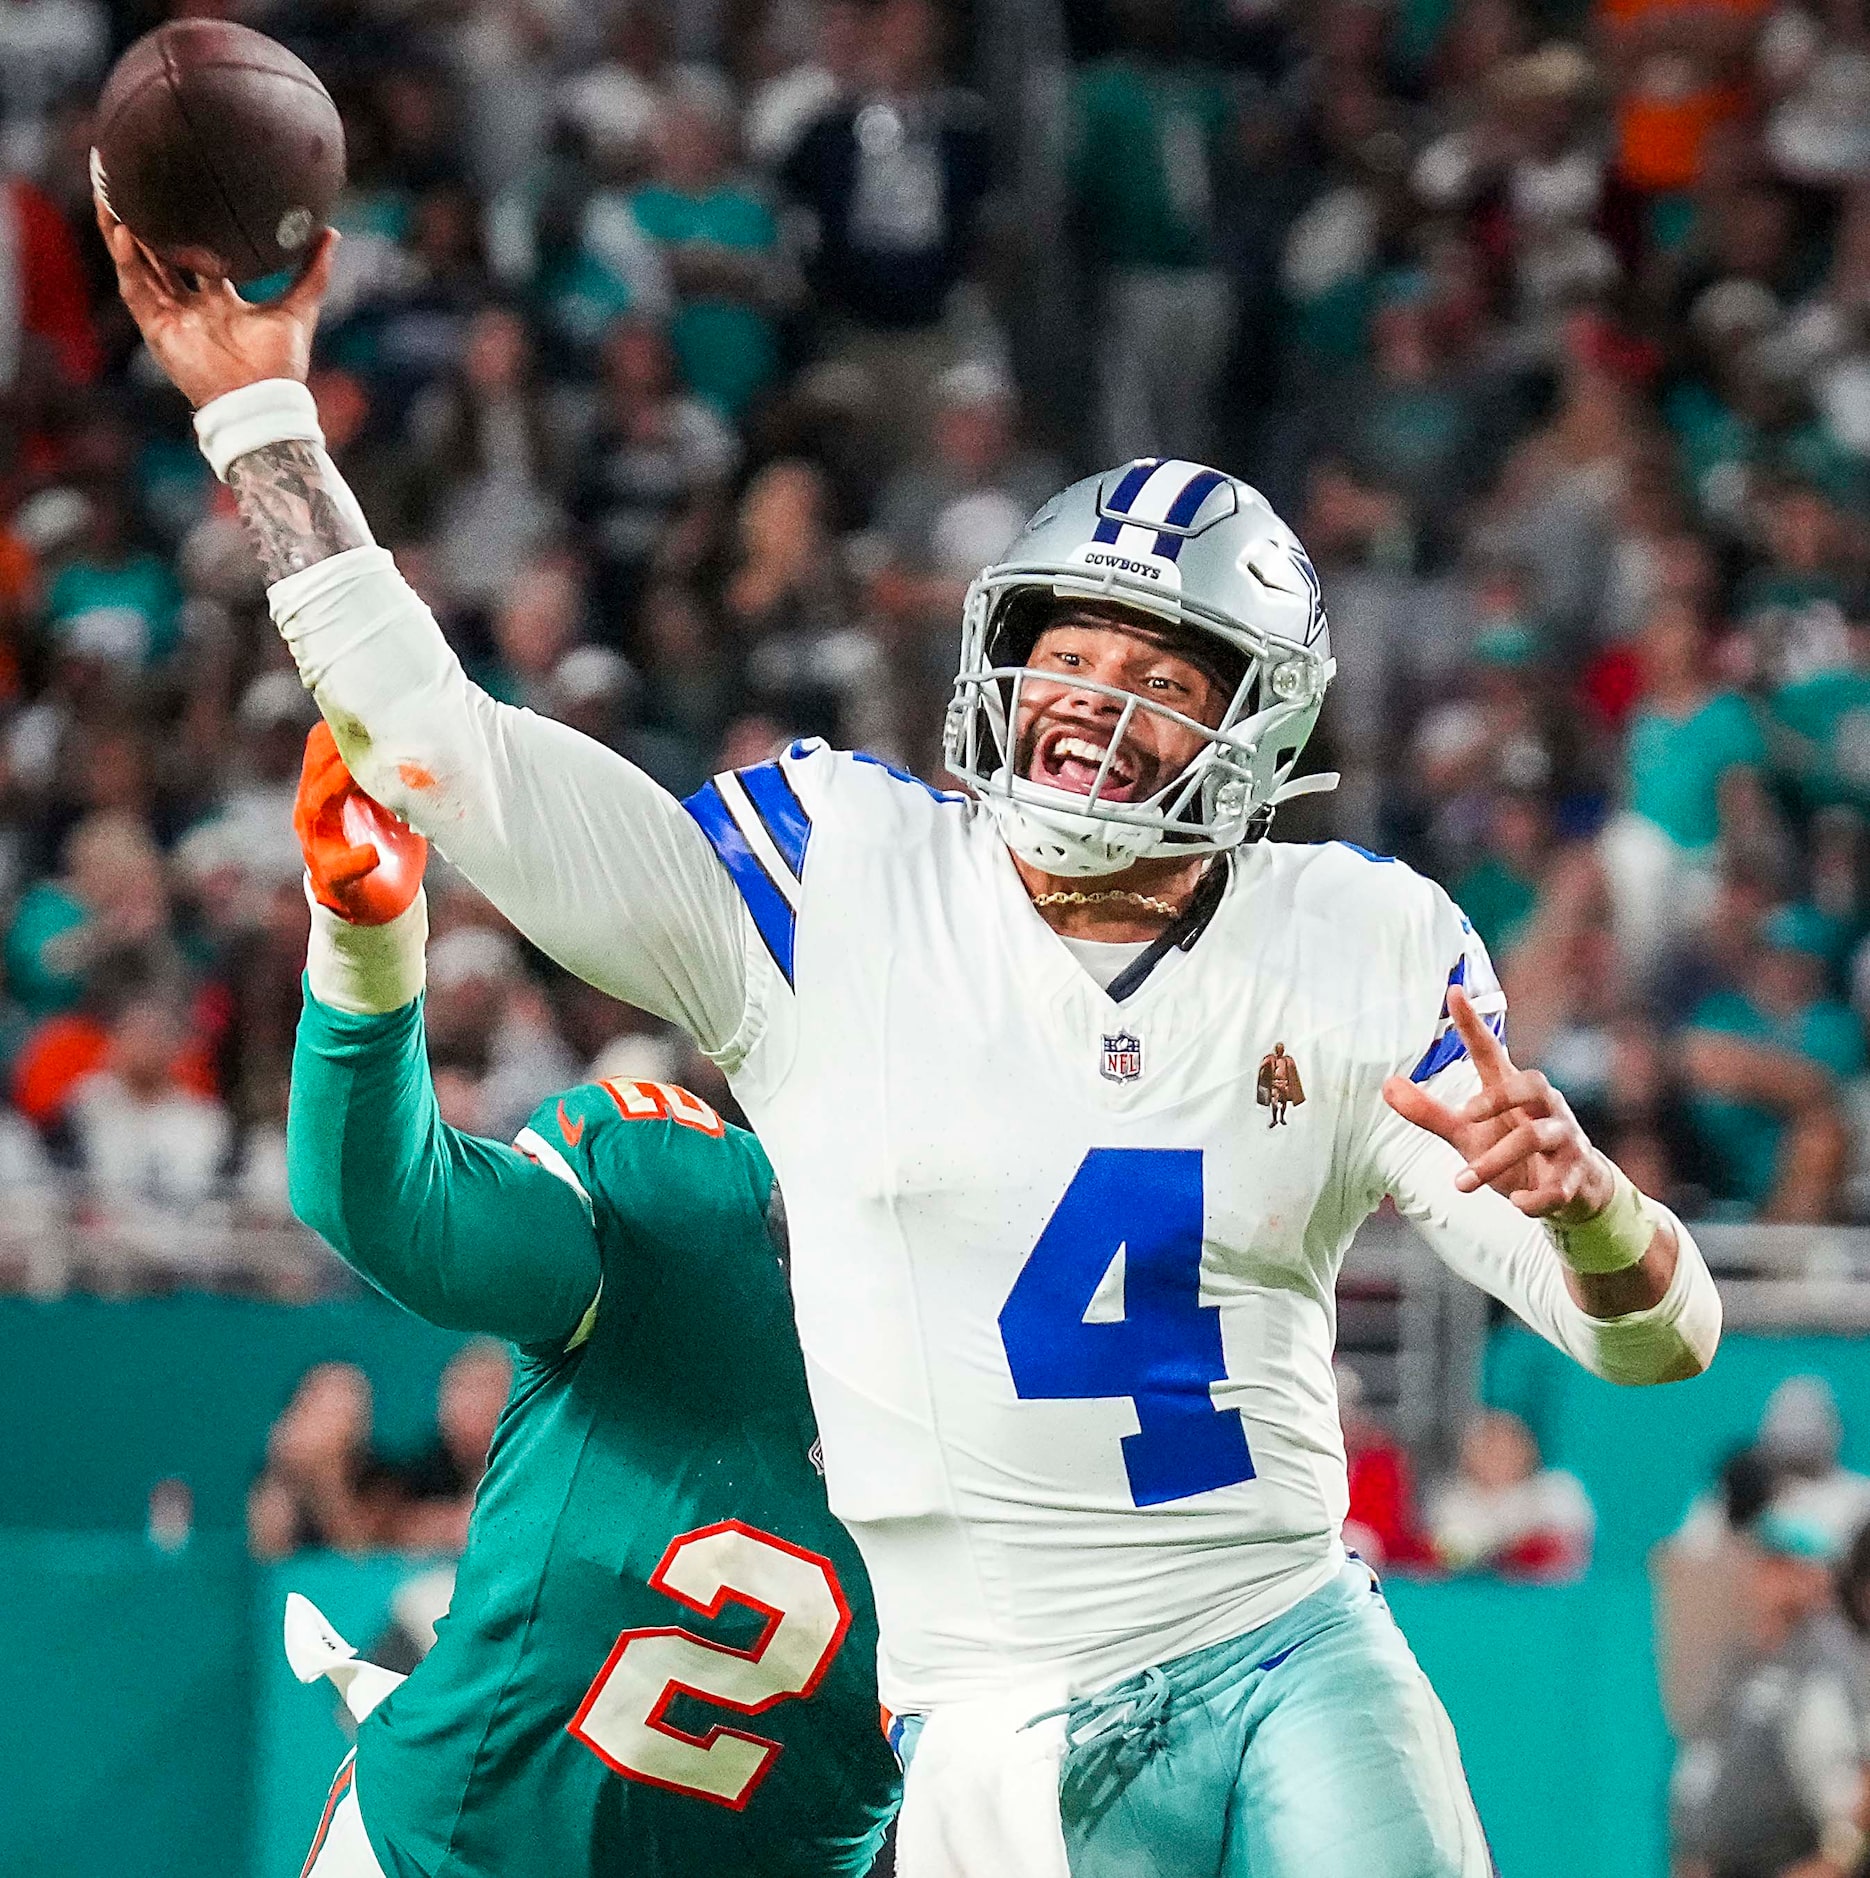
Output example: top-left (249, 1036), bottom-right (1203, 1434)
top-left (1056, 735), bottom-right (1112, 766)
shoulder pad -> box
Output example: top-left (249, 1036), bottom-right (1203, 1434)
top-left (1286, 839), bottom-right (1444, 936)
top-left (682, 743), bottom-right (966, 985)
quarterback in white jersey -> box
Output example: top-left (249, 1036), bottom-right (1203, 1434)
top-left (104, 214), bottom-right (1719, 1878)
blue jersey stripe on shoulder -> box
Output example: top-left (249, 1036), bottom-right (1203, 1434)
top-left (1337, 841), bottom-right (1398, 864)
top-left (1092, 459), bottom-right (1159, 543)
top-left (1409, 1009), bottom-right (1504, 1083)
top-left (1153, 467), bottom-right (1228, 562)
top-left (735, 761), bottom-right (811, 882)
top-left (682, 780), bottom-right (797, 984)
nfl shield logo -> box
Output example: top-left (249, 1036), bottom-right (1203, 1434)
top-left (1101, 1030), bottom-right (1144, 1083)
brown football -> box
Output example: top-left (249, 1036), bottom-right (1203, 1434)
top-left (91, 20), bottom-right (345, 286)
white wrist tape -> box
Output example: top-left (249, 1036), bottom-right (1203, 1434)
top-left (193, 378), bottom-right (325, 482)
top-left (304, 885), bottom-right (427, 1016)
top-left (1544, 1162), bottom-right (1656, 1274)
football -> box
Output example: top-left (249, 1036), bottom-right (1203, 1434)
top-left (90, 20), bottom-right (345, 287)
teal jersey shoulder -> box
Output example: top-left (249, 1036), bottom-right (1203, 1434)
top-left (355, 1076), bottom-right (896, 1878)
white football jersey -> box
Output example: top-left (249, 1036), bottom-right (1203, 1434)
top-left (271, 541), bottom-right (1720, 1720)
top-left (687, 741), bottom-right (1515, 1709)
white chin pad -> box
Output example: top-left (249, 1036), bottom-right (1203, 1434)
top-left (986, 793), bottom-right (1157, 878)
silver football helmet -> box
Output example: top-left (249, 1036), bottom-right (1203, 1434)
top-left (944, 459), bottom-right (1337, 877)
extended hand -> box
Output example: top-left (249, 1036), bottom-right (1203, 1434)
top-left (94, 190), bottom-right (337, 408)
top-left (1382, 986), bottom-right (1615, 1223)
top-left (294, 722), bottom-right (427, 926)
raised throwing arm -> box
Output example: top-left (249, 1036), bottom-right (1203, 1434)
top-left (95, 200), bottom-right (753, 1057)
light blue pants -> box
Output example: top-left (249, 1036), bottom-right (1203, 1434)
top-left (898, 1562), bottom-right (1494, 1878)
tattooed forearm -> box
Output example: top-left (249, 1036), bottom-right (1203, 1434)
top-left (225, 441), bottom-right (367, 584)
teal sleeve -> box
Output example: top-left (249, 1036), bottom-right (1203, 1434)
top-left (288, 984), bottom-right (602, 1346)
top-left (1715, 691), bottom-right (1768, 769)
top-left (1805, 1003), bottom-right (1867, 1079)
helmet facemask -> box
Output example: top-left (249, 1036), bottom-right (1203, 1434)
top-left (945, 565), bottom-right (1336, 878)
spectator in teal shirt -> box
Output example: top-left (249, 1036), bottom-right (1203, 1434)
top-left (44, 489), bottom-right (181, 667)
top-left (5, 812), bottom-right (175, 1017)
top-left (625, 73), bottom-right (783, 420)
top-left (1764, 601), bottom-right (1870, 815)
top-left (1599, 594), bottom-right (1769, 986)
top-left (1682, 905), bottom-right (1864, 1220)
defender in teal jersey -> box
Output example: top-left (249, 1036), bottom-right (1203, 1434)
top-left (284, 726), bottom-right (897, 1878)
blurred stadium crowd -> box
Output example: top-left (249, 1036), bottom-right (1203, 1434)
top-left (2, 0), bottom-right (1870, 1261)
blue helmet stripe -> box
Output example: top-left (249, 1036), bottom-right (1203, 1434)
top-left (1152, 467), bottom-right (1228, 561)
top-left (735, 760), bottom-right (812, 882)
top-left (1092, 460), bottom-right (1161, 544)
top-left (681, 779), bottom-right (798, 983)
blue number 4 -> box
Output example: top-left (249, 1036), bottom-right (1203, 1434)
top-left (998, 1148), bottom-right (1255, 1508)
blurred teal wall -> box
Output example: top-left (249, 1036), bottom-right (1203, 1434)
top-left (0, 1295), bottom-right (468, 1530)
top-left (2, 1302), bottom-right (1854, 1877)
top-left (1486, 1323), bottom-right (1870, 1569)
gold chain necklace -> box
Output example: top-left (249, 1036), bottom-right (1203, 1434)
top-left (1030, 888), bottom-right (1182, 917)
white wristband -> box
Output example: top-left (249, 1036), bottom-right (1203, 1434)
top-left (194, 378), bottom-right (324, 482)
top-left (1544, 1162), bottom-right (1656, 1274)
top-left (305, 884), bottom-right (427, 1016)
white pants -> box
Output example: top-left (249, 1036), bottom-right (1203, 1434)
top-left (301, 1762), bottom-right (385, 1878)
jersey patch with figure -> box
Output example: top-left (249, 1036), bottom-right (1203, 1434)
top-left (1256, 1043), bottom-right (1305, 1126)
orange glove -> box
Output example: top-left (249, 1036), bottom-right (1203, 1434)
top-left (293, 721), bottom-right (428, 926)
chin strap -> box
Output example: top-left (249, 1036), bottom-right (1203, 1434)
top-left (1268, 770), bottom-right (1340, 805)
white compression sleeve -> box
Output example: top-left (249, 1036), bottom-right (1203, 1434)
top-left (266, 545), bottom-right (752, 1057)
top-left (305, 889), bottom-right (427, 1016)
top-left (1371, 1078), bottom-right (1722, 1385)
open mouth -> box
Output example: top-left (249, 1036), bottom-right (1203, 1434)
top-left (1032, 725), bottom-right (1150, 802)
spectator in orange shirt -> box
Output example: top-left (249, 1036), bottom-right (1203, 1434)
top-left (1596, 0), bottom-right (1772, 196)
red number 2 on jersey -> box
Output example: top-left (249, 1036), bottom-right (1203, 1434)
top-left (567, 1520), bottom-right (854, 1810)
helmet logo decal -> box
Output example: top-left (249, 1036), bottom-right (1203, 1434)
top-left (1093, 461), bottom-right (1237, 564)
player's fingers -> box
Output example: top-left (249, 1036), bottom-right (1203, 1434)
top-left (97, 208), bottom-right (162, 313)
top-left (1459, 1069), bottom-right (1557, 1126)
top-left (1448, 985), bottom-right (1511, 1085)
top-left (129, 233), bottom-right (194, 305)
top-left (1382, 1075), bottom-right (1462, 1143)
top-left (1509, 1165), bottom-right (1583, 1217)
top-left (1453, 1116), bottom-right (1569, 1192)
top-left (278, 228), bottom-right (339, 324)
